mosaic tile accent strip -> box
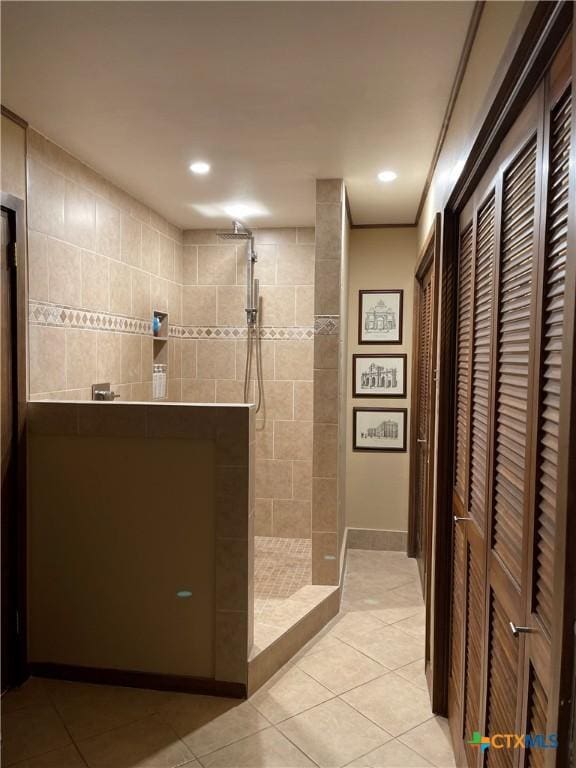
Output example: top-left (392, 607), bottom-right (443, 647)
top-left (314, 315), bottom-right (340, 335)
top-left (30, 302), bottom-right (316, 339)
top-left (176, 325), bottom-right (315, 340)
top-left (29, 302), bottom-right (152, 335)
top-left (254, 536), bottom-right (312, 607)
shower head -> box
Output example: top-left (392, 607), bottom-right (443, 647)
top-left (217, 220), bottom-right (253, 240)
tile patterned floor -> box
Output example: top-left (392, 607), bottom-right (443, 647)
top-left (1, 550), bottom-right (456, 768)
top-left (254, 537), bottom-right (312, 607)
top-left (252, 584), bottom-right (338, 656)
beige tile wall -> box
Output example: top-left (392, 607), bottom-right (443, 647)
top-left (27, 130), bottom-right (183, 401)
top-left (312, 179), bottom-right (347, 585)
top-left (179, 227), bottom-right (315, 539)
top-left (25, 130), bottom-right (318, 542)
top-left (27, 401), bottom-right (254, 686)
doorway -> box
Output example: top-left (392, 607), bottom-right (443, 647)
top-left (1, 200), bottom-right (26, 692)
top-left (408, 216), bottom-right (440, 701)
top-left (408, 220), bottom-right (439, 588)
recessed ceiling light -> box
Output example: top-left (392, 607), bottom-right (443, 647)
top-left (223, 202), bottom-right (266, 219)
top-left (190, 161), bottom-right (211, 175)
top-left (377, 170), bottom-right (397, 183)
top-left (189, 201), bottom-right (269, 219)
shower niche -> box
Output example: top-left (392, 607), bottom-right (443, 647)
top-left (152, 310), bottom-right (168, 401)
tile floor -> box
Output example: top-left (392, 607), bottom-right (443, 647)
top-left (254, 537), bottom-right (312, 607)
top-left (1, 550), bottom-right (456, 768)
top-left (252, 584), bottom-right (338, 656)
top-left (253, 536), bottom-right (318, 653)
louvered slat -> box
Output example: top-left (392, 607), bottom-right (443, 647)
top-left (470, 195), bottom-right (496, 531)
top-left (527, 667), bottom-right (548, 768)
top-left (493, 139), bottom-right (537, 584)
top-left (463, 544), bottom-right (484, 766)
top-left (450, 523), bottom-right (465, 703)
top-left (535, 88), bottom-right (571, 636)
top-left (487, 593), bottom-right (519, 768)
top-left (455, 224), bottom-right (474, 498)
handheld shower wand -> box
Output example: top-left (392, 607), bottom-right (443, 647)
top-left (217, 220), bottom-right (263, 411)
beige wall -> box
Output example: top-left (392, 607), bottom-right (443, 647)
top-left (418, 0), bottom-right (526, 247)
top-left (346, 227), bottom-right (418, 532)
top-left (28, 402), bottom-right (254, 685)
top-left (1, 114), bottom-right (27, 200)
top-left (181, 227), bottom-right (315, 540)
top-left (26, 130), bottom-right (183, 401)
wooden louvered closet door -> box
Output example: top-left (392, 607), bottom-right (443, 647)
top-left (450, 182), bottom-right (499, 767)
top-left (448, 35), bottom-right (572, 768)
top-left (520, 44), bottom-right (572, 768)
top-left (485, 122), bottom-right (539, 768)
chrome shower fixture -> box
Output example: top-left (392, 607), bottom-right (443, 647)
top-left (217, 220), bottom-right (263, 412)
top-left (216, 219), bottom-right (252, 240)
top-left (217, 220), bottom-right (258, 326)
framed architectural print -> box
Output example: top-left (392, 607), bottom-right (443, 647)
top-left (353, 354), bottom-right (407, 398)
top-left (353, 407), bottom-right (407, 452)
top-left (358, 289), bottom-right (403, 344)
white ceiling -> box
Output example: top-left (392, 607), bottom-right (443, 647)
top-left (2, 1), bottom-right (474, 228)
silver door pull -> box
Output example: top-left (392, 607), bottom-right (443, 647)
top-left (453, 516), bottom-right (472, 523)
top-left (509, 622), bottom-right (532, 637)
top-left (417, 439), bottom-right (427, 444)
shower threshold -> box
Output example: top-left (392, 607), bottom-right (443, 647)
top-left (249, 536), bottom-right (340, 694)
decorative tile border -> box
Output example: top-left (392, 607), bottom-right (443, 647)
top-left (176, 326), bottom-right (314, 340)
top-left (29, 302), bottom-right (152, 335)
top-left (314, 315), bottom-right (340, 335)
top-left (30, 302), bottom-right (315, 340)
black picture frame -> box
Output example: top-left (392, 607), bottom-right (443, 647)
top-left (352, 354), bottom-right (407, 398)
top-left (353, 407), bottom-right (408, 452)
top-left (358, 289), bottom-right (404, 345)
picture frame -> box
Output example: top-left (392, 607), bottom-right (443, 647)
top-left (352, 354), bottom-right (407, 398)
top-left (353, 407), bottom-right (407, 452)
top-left (358, 289), bottom-right (403, 344)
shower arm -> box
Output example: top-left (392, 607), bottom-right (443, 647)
top-left (215, 221), bottom-right (258, 327)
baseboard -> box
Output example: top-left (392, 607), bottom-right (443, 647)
top-left (346, 527), bottom-right (408, 552)
top-left (29, 662), bottom-right (246, 698)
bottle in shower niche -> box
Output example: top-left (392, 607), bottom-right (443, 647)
top-left (153, 364), bottom-right (159, 400)
top-left (153, 364), bottom-right (167, 400)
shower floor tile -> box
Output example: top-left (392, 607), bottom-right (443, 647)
top-left (253, 536), bottom-right (311, 610)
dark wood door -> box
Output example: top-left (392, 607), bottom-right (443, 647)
top-left (449, 203), bottom-right (495, 767)
top-left (519, 51), bottom-right (571, 768)
top-left (410, 256), bottom-right (435, 589)
top-left (409, 220), bottom-right (441, 700)
top-left (450, 89), bottom-right (542, 768)
top-left (448, 36), bottom-right (573, 768)
top-left (1, 205), bottom-right (20, 692)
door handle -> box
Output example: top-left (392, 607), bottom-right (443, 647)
top-left (453, 516), bottom-right (471, 523)
top-left (417, 439), bottom-right (427, 444)
top-left (509, 622), bottom-right (532, 637)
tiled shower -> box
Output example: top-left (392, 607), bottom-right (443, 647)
top-left (178, 226), bottom-right (317, 606)
top-left (27, 131), bottom-right (348, 646)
